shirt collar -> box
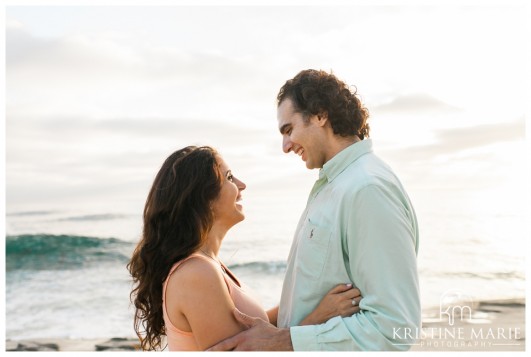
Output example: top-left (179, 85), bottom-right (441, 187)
top-left (319, 139), bottom-right (373, 182)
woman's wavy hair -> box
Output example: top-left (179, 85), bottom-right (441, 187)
top-left (277, 69), bottom-right (370, 140)
top-left (127, 146), bottom-right (223, 350)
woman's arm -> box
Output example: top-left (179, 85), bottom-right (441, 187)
top-left (266, 306), bottom-right (279, 327)
top-left (165, 258), bottom-right (246, 350)
top-left (299, 284), bottom-right (362, 325)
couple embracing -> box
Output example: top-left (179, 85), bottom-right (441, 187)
top-left (128, 69), bottom-right (421, 351)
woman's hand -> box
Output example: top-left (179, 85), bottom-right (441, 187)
top-left (299, 284), bottom-right (362, 326)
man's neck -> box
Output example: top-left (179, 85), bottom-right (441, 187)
top-left (324, 135), bottom-right (361, 164)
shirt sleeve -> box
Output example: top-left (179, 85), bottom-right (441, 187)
top-left (290, 183), bottom-right (421, 350)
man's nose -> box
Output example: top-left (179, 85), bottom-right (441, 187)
top-left (282, 135), bottom-right (292, 153)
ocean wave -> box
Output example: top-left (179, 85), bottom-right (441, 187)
top-left (448, 270), bottom-right (525, 280)
top-left (421, 269), bottom-right (525, 281)
top-left (58, 214), bottom-right (130, 222)
top-left (228, 260), bottom-right (287, 274)
top-left (7, 210), bottom-right (56, 217)
top-left (6, 234), bottom-right (134, 271)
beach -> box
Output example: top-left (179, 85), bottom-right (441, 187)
top-left (5, 298), bottom-right (525, 352)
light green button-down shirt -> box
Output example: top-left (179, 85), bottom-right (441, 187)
top-left (278, 139), bottom-right (420, 351)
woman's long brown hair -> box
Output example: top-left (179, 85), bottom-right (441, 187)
top-left (127, 146), bottom-right (223, 350)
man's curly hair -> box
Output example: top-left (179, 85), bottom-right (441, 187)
top-left (277, 69), bottom-right (370, 140)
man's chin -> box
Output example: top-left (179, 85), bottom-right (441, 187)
top-left (305, 160), bottom-right (317, 170)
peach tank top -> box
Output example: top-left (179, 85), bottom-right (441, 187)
top-left (162, 253), bottom-right (268, 351)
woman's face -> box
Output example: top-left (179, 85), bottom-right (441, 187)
top-left (211, 156), bottom-right (246, 229)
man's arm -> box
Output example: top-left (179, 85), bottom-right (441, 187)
top-left (209, 284), bottom-right (363, 350)
top-left (289, 184), bottom-right (421, 350)
top-left (207, 309), bottom-right (293, 351)
top-left (266, 306), bottom-right (278, 326)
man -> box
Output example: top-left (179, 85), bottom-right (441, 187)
top-left (210, 69), bottom-right (421, 351)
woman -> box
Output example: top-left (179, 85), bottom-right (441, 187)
top-left (128, 146), bottom-right (362, 351)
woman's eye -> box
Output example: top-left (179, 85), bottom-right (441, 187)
top-left (227, 174), bottom-right (234, 182)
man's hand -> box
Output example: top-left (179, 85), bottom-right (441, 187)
top-left (207, 308), bottom-right (294, 351)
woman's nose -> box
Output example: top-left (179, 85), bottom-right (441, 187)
top-left (237, 178), bottom-right (246, 191)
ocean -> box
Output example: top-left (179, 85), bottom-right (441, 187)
top-left (5, 186), bottom-right (526, 341)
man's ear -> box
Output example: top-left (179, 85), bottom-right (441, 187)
top-left (316, 112), bottom-right (328, 127)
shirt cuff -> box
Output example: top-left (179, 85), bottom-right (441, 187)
top-left (290, 316), bottom-right (346, 351)
top-left (290, 324), bottom-right (321, 351)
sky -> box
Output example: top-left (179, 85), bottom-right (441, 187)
top-left (3, 2), bottom-right (528, 227)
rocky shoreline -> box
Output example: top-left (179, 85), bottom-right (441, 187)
top-left (5, 337), bottom-right (140, 352)
top-left (5, 299), bottom-right (525, 352)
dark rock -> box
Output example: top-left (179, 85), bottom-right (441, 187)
top-left (95, 337), bottom-right (140, 351)
top-left (6, 340), bottom-right (59, 351)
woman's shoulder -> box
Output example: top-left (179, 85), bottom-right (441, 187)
top-left (167, 254), bottom-right (225, 292)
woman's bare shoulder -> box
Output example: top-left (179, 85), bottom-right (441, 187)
top-left (167, 255), bottom-right (225, 294)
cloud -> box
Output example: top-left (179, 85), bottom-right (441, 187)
top-left (405, 119), bottom-right (524, 159)
top-left (434, 119), bottom-right (524, 149)
top-left (380, 118), bottom-right (525, 171)
top-left (5, 112), bottom-right (284, 207)
top-left (379, 118), bottom-right (525, 190)
top-left (372, 93), bottom-right (462, 114)
top-left (5, 16), bottom-right (281, 121)
top-left (5, 18), bottom-right (45, 65)
top-left (5, 14), bottom-right (278, 85)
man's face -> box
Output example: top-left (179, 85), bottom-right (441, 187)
top-left (277, 98), bottom-right (327, 169)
